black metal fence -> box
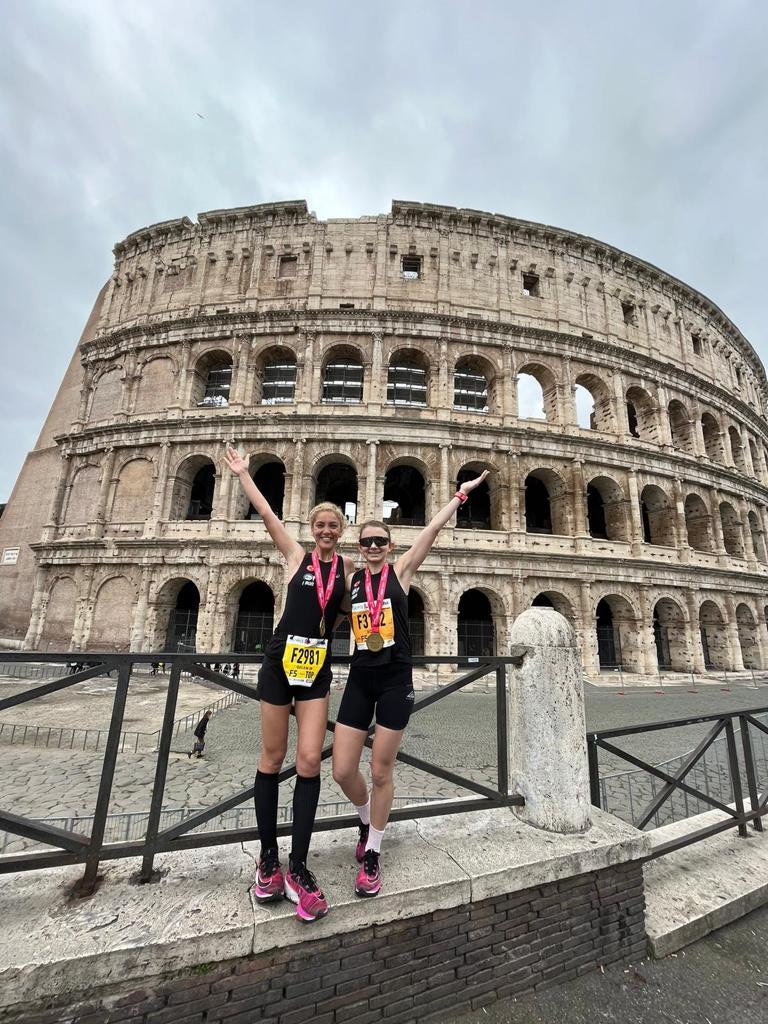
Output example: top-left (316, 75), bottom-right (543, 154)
top-left (0, 652), bottom-right (522, 895)
top-left (588, 706), bottom-right (768, 857)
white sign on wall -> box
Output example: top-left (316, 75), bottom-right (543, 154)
top-left (1, 548), bottom-right (20, 565)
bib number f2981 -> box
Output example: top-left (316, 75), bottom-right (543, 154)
top-left (282, 635), bottom-right (328, 687)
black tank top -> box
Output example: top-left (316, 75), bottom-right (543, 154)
top-left (350, 565), bottom-right (411, 668)
top-left (273, 552), bottom-right (346, 641)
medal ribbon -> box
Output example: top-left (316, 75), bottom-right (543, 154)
top-left (364, 563), bottom-right (389, 634)
top-left (310, 551), bottom-right (338, 627)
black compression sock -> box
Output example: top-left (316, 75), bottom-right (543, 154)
top-left (254, 770), bottom-right (280, 854)
top-left (290, 773), bottom-right (321, 866)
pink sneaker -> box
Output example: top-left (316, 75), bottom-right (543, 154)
top-left (252, 847), bottom-right (284, 902)
top-left (284, 861), bottom-right (329, 922)
top-left (355, 822), bottom-right (370, 863)
top-left (355, 849), bottom-right (381, 898)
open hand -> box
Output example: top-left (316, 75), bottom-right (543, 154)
top-left (223, 446), bottom-right (249, 475)
top-left (459, 470), bottom-right (489, 496)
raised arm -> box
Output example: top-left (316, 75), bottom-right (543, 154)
top-left (395, 471), bottom-right (489, 589)
top-left (223, 446), bottom-right (304, 567)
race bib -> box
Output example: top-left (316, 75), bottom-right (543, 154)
top-left (281, 635), bottom-right (328, 687)
top-left (351, 599), bottom-right (395, 651)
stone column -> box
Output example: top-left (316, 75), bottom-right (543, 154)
top-left (23, 569), bottom-right (49, 650)
top-left (196, 565), bottom-right (222, 653)
top-left (507, 609), bottom-right (591, 833)
top-left (626, 470), bottom-right (644, 555)
top-left (756, 612), bottom-right (768, 673)
top-left (440, 443), bottom-right (452, 497)
top-left (94, 448), bottom-right (116, 538)
top-left (296, 331), bottom-right (317, 409)
top-left (672, 477), bottom-right (689, 559)
top-left (507, 453), bottom-right (522, 532)
top-left (739, 497), bottom-right (758, 568)
top-left (210, 466), bottom-right (233, 538)
top-left (287, 438), bottom-right (306, 524)
top-left (229, 333), bottom-right (250, 407)
top-left (579, 581), bottom-right (599, 676)
top-left (368, 332), bottom-right (384, 411)
top-left (437, 337), bottom-right (450, 421)
top-left (572, 459), bottom-right (588, 536)
top-left (364, 440), bottom-right (380, 520)
top-left (73, 368), bottom-right (95, 429)
top-left (611, 372), bottom-right (629, 441)
top-left (724, 594), bottom-right (746, 672)
top-left (638, 586), bottom-right (658, 676)
top-left (171, 340), bottom-right (191, 411)
top-left (46, 452), bottom-right (72, 537)
top-left (438, 572), bottom-right (456, 657)
top-left (655, 385), bottom-right (673, 448)
top-left (130, 569), bottom-right (154, 651)
top-left (710, 488), bottom-right (727, 554)
top-left (72, 567), bottom-right (96, 651)
top-left (742, 429), bottom-right (756, 477)
top-left (685, 591), bottom-right (707, 674)
top-left (691, 403), bottom-right (707, 458)
top-left (561, 357), bottom-right (576, 426)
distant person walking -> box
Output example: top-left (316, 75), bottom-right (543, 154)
top-left (188, 709), bottom-right (212, 759)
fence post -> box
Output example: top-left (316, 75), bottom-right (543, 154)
top-left (507, 608), bottom-right (591, 833)
top-left (140, 664), bottom-right (182, 882)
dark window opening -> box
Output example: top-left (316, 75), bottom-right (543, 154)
top-left (262, 361), bottom-right (296, 404)
top-left (315, 463), bottom-right (358, 523)
top-left (408, 590), bottom-right (425, 656)
top-left (586, 485), bottom-right (608, 539)
top-left (166, 582), bottom-right (200, 652)
top-left (278, 255), bottom-right (297, 279)
top-left (621, 301), bottom-right (636, 326)
top-left (532, 594), bottom-right (554, 608)
top-left (186, 465), bottom-right (215, 520)
top-left (596, 599), bottom-right (622, 669)
top-left (735, 366), bottom-right (743, 387)
top-left (200, 364), bottom-right (231, 407)
top-left (322, 362), bottom-right (363, 403)
top-left (401, 255), bottom-right (422, 280)
top-left (457, 590), bottom-right (494, 657)
top-left (640, 500), bottom-right (652, 543)
top-left (692, 334), bottom-right (702, 356)
top-left (457, 468), bottom-right (492, 530)
top-left (454, 365), bottom-right (488, 412)
top-left (383, 465), bottom-right (426, 526)
top-left (233, 582), bottom-right (274, 653)
top-left (387, 362), bottom-right (427, 407)
top-left (626, 401), bottom-right (639, 438)
top-left (246, 463), bottom-right (285, 520)
top-left (339, 303), bottom-right (355, 309)
top-left (653, 610), bottom-right (672, 671)
top-left (522, 272), bottom-right (540, 297)
top-left (524, 476), bottom-right (552, 534)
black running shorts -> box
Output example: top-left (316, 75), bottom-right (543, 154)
top-left (336, 662), bottom-right (414, 732)
top-left (257, 640), bottom-right (332, 706)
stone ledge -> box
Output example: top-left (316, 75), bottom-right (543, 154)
top-left (0, 807), bottom-right (648, 1012)
top-left (644, 808), bottom-right (768, 957)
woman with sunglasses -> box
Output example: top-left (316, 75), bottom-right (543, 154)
top-left (332, 470), bottom-right (489, 897)
top-left (223, 446), bottom-right (354, 922)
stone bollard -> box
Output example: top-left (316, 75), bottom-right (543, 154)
top-left (507, 607), bottom-right (591, 833)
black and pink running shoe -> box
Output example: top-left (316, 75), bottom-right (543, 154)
top-left (285, 861), bottom-right (329, 922)
top-left (355, 822), bottom-right (370, 863)
top-left (355, 849), bottom-right (381, 898)
top-left (252, 847), bottom-right (284, 902)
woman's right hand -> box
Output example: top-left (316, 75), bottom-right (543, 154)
top-left (223, 446), bottom-right (248, 476)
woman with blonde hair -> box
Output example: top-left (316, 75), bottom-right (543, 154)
top-left (224, 447), bottom-right (354, 922)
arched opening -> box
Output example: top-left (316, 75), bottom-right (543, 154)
top-left (668, 400), bottom-right (695, 454)
top-left (240, 459), bottom-right (285, 520)
top-left (595, 595), bottom-right (640, 672)
top-left (383, 463), bottom-right (426, 526)
top-left (457, 590), bottom-right (495, 657)
top-left (531, 591), bottom-right (575, 625)
top-left (653, 598), bottom-right (689, 672)
top-left (315, 461), bottom-right (358, 524)
top-left (259, 347), bottom-right (297, 404)
top-left (701, 412), bottom-right (724, 463)
top-left (454, 356), bottom-right (491, 413)
top-left (134, 358), bottom-right (175, 415)
top-left (165, 581), bottom-right (200, 652)
top-left (748, 511), bottom-right (766, 562)
top-left (89, 367), bottom-right (123, 423)
top-left (233, 582), bottom-right (275, 653)
top-left (387, 348), bottom-right (428, 407)
top-left (586, 476), bottom-right (627, 542)
top-left (322, 345), bottom-right (364, 404)
top-left (408, 589), bottom-right (425, 656)
top-left (169, 456), bottom-right (216, 521)
top-left (456, 464), bottom-right (495, 530)
top-left (699, 600), bottom-right (730, 670)
top-left (736, 603), bottom-right (761, 669)
top-left (193, 350), bottom-right (232, 407)
top-left (720, 501), bottom-right (745, 559)
top-left (517, 363), bottom-right (558, 422)
top-left (729, 426), bottom-right (746, 473)
top-left (574, 373), bottom-right (612, 432)
top-left (625, 386), bottom-right (659, 443)
top-left (111, 458), bottom-right (154, 523)
top-left (684, 493), bottom-right (714, 552)
top-left (640, 485), bottom-right (675, 546)
top-left (524, 469), bottom-right (568, 535)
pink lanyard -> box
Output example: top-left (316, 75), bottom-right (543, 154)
top-left (311, 551), bottom-right (338, 637)
top-left (364, 563), bottom-right (389, 633)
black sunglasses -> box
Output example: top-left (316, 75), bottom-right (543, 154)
top-left (359, 536), bottom-right (390, 548)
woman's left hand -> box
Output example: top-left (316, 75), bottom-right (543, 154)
top-left (459, 470), bottom-right (489, 496)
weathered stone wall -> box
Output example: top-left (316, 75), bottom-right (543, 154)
top-left (2, 201), bottom-right (768, 674)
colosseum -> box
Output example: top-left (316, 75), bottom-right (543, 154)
top-left (1, 199), bottom-right (767, 679)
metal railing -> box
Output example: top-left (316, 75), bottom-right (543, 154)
top-left (588, 706), bottom-right (768, 858)
top-left (0, 652), bottom-right (522, 894)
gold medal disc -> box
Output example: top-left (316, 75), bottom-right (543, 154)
top-left (319, 617), bottom-right (326, 638)
top-left (366, 631), bottom-right (384, 652)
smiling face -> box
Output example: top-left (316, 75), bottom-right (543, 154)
top-left (311, 512), bottom-right (343, 555)
top-left (358, 523), bottom-right (393, 570)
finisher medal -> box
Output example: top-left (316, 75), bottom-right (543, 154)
top-left (366, 631), bottom-right (384, 652)
top-left (364, 563), bottom-right (389, 654)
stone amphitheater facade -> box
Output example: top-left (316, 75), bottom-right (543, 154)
top-left (2, 199), bottom-right (768, 678)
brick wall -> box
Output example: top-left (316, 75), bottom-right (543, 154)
top-left (8, 861), bottom-right (646, 1024)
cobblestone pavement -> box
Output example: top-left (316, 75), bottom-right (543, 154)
top-left (2, 678), bottom-right (767, 854)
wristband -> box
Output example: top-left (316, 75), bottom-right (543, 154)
top-left (454, 491), bottom-right (469, 504)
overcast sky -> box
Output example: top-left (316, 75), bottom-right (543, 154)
top-left (1, 0), bottom-right (767, 500)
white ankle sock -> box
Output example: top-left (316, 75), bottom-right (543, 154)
top-left (355, 800), bottom-right (371, 826)
top-left (365, 825), bottom-right (384, 854)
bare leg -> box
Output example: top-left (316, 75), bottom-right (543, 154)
top-left (258, 702), bottom-right (290, 773)
top-left (332, 724), bottom-right (369, 806)
top-left (369, 725), bottom-right (405, 831)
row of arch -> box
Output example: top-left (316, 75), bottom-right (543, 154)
top-left (34, 571), bottom-right (767, 674)
top-left (60, 449), bottom-right (768, 563)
